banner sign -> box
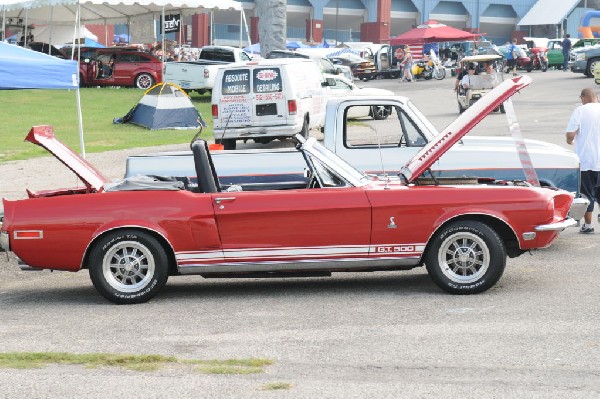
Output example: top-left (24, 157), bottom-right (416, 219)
top-left (162, 14), bottom-right (181, 34)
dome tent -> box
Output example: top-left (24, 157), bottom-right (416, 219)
top-left (114, 83), bottom-right (205, 130)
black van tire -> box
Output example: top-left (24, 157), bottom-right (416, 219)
top-left (216, 139), bottom-right (236, 150)
top-left (300, 116), bottom-right (309, 139)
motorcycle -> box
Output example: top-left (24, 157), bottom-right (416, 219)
top-left (526, 47), bottom-right (548, 72)
top-left (411, 49), bottom-right (446, 80)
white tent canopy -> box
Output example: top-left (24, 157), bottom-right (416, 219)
top-left (1, 0), bottom-right (243, 24)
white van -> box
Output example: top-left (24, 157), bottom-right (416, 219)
top-left (211, 59), bottom-right (328, 150)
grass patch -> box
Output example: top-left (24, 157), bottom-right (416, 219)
top-left (0, 352), bottom-right (273, 374)
top-left (260, 382), bottom-right (293, 391)
top-left (0, 88), bottom-right (213, 162)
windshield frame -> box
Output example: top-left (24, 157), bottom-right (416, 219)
top-left (299, 136), bottom-right (370, 187)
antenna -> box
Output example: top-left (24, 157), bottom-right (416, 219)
top-left (220, 110), bottom-right (234, 144)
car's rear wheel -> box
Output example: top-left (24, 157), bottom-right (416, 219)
top-left (135, 73), bottom-right (154, 89)
top-left (425, 221), bottom-right (506, 294)
top-left (89, 230), bottom-right (169, 304)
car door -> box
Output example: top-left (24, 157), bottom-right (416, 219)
top-left (547, 40), bottom-right (563, 66)
top-left (211, 188), bottom-right (372, 264)
top-left (114, 52), bottom-right (136, 85)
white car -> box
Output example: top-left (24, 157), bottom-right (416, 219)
top-left (324, 74), bottom-right (394, 119)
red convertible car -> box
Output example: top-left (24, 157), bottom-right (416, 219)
top-left (0, 77), bottom-right (587, 304)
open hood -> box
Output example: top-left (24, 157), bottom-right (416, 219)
top-left (25, 125), bottom-right (107, 192)
top-left (400, 75), bottom-right (532, 183)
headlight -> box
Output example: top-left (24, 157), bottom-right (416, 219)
top-left (576, 53), bottom-right (586, 61)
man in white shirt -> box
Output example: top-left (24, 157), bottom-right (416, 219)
top-left (460, 63), bottom-right (477, 90)
top-left (566, 88), bottom-right (600, 233)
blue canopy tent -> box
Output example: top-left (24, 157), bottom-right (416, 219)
top-left (0, 42), bottom-right (86, 155)
top-left (0, 42), bottom-right (78, 89)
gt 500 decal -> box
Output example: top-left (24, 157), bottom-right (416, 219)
top-left (372, 244), bottom-right (425, 254)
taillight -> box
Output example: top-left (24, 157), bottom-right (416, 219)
top-left (212, 104), bottom-right (218, 118)
top-left (204, 68), bottom-right (209, 79)
top-left (288, 100), bottom-right (297, 115)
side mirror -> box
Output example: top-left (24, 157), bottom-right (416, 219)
top-left (335, 68), bottom-right (343, 75)
top-left (322, 77), bottom-right (336, 87)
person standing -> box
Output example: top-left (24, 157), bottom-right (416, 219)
top-left (400, 46), bottom-right (415, 82)
top-left (566, 88), bottom-right (600, 233)
top-left (506, 38), bottom-right (519, 76)
top-left (562, 34), bottom-right (572, 72)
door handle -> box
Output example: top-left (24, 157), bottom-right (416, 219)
top-left (214, 197), bottom-right (236, 204)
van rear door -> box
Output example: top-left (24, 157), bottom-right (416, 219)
top-left (251, 67), bottom-right (287, 127)
top-left (218, 68), bottom-right (253, 128)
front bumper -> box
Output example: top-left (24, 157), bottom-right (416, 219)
top-left (570, 60), bottom-right (587, 73)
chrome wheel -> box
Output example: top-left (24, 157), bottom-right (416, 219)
top-left (438, 232), bottom-right (490, 284)
top-left (135, 73), bottom-right (154, 89)
top-left (102, 241), bottom-right (155, 293)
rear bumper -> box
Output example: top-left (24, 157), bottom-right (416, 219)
top-left (534, 218), bottom-right (577, 232)
top-left (214, 124), bottom-right (299, 140)
top-left (534, 197), bottom-right (590, 232)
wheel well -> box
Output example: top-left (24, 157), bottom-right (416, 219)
top-left (81, 227), bottom-right (178, 275)
top-left (423, 214), bottom-right (522, 261)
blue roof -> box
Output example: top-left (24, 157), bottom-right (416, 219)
top-left (0, 42), bottom-right (79, 89)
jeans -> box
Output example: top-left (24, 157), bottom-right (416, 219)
top-left (563, 53), bottom-right (569, 71)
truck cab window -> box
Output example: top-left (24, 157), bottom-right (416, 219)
top-left (344, 105), bottom-right (426, 148)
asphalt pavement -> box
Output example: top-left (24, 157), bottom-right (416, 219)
top-left (1, 69), bottom-right (599, 398)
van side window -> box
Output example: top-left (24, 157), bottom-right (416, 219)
top-left (221, 69), bottom-right (251, 95)
top-left (253, 68), bottom-right (282, 93)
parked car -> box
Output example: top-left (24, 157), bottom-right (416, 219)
top-left (329, 53), bottom-right (378, 81)
top-left (569, 43), bottom-right (600, 77)
top-left (547, 38), bottom-right (599, 69)
top-left (266, 50), bottom-right (354, 80)
top-left (78, 48), bottom-right (163, 89)
top-left (0, 77), bottom-right (587, 303)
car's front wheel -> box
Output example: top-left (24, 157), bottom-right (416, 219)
top-left (425, 221), bottom-right (506, 294)
top-left (89, 230), bottom-right (169, 304)
top-left (586, 58), bottom-right (600, 77)
top-left (135, 73), bottom-right (154, 89)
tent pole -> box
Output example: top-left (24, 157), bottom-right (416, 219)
top-left (24, 9), bottom-right (28, 46)
top-left (2, 8), bottom-right (6, 42)
top-left (242, 9), bottom-right (251, 52)
top-left (239, 8), bottom-right (242, 48)
top-left (48, 6), bottom-right (53, 49)
top-left (76, 3), bottom-right (85, 158)
top-left (162, 6), bottom-right (166, 63)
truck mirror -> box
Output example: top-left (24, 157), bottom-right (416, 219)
top-left (322, 78), bottom-right (336, 87)
top-left (336, 68), bottom-right (343, 75)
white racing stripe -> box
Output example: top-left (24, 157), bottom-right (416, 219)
top-left (175, 243), bottom-right (426, 264)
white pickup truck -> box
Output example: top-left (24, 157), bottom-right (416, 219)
top-left (164, 46), bottom-right (252, 94)
top-left (125, 81), bottom-right (580, 194)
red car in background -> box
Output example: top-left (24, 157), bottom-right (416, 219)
top-left (75, 48), bottom-right (162, 89)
